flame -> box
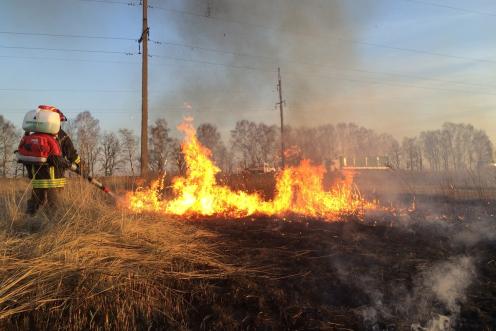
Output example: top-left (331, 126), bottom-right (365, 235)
top-left (284, 145), bottom-right (301, 158)
top-left (127, 117), bottom-right (374, 219)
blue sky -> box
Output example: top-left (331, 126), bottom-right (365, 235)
top-left (1, 0), bottom-right (495, 142)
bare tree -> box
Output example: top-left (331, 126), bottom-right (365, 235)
top-left (230, 120), bottom-right (278, 169)
top-left (419, 123), bottom-right (494, 171)
top-left (284, 122), bottom-right (401, 168)
top-left (471, 129), bottom-right (493, 168)
top-left (287, 126), bottom-right (322, 163)
top-left (388, 139), bottom-right (402, 169)
top-left (149, 118), bottom-right (173, 173)
top-left (73, 111), bottom-right (100, 176)
top-left (333, 123), bottom-right (376, 159)
top-left (197, 123), bottom-right (229, 171)
top-left (197, 123), bottom-right (221, 152)
top-left (375, 133), bottom-right (401, 168)
top-left (419, 130), bottom-right (442, 171)
top-left (258, 123), bottom-right (277, 163)
top-left (62, 119), bottom-right (76, 139)
top-left (118, 128), bottom-right (139, 176)
top-left (316, 124), bottom-right (336, 162)
top-left (230, 120), bottom-right (258, 168)
top-left (402, 137), bottom-right (422, 171)
top-left (100, 132), bottom-right (121, 176)
top-left (169, 138), bottom-right (186, 175)
top-left (0, 116), bottom-right (18, 177)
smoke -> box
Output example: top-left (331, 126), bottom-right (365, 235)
top-left (155, 0), bottom-right (377, 131)
top-left (409, 256), bottom-right (476, 331)
top-left (331, 254), bottom-right (476, 329)
top-left (331, 197), bottom-right (495, 329)
top-left (424, 256), bottom-right (475, 315)
top-left (453, 217), bottom-right (496, 246)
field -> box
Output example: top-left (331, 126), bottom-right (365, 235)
top-left (0, 173), bottom-right (495, 330)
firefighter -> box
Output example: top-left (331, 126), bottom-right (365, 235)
top-left (25, 105), bottom-right (81, 215)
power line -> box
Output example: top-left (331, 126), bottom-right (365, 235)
top-left (149, 4), bottom-right (496, 66)
top-left (3, 28), bottom-right (494, 90)
top-left (149, 53), bottom-right (275, 73)
top-left (147, 54), bottom-right (496, 98)
top-left (73, 0), bottom-right (496, 65)
top-left (0, 88), bottom-right (139, 93)
top-left (0, 31), bottom-right (136, 41)
top-left (0, 45), bottom-right (135, 55)
top-left (147, 4), bottom-right (207, 19)
top-left (2, 51), bottom-right (494, 98)
top-left (70, 0), bottom-right (496, 64)
top-left (4, 37), bottom-right (492, 91)
top-left (0, 87), bottom-right (262, 96)
top-left (0, 55), bottom-right (139, 65)
top-left (87, 0), bottom-right (496, 22)
top-left (352, 39), bottom-right (496, 65)
top-left (338, 66), bottom-right (496, 90)
top-left (0, 106), bottom-right (274, 114)
top-left (2, 9), bottom-right (495, 99)
top-left (13, 2), bottom-right (492, 78)
top-left (78, 0), bottom-right (139, 6)
top-left (284, 69), bottom-right (496, 98)
top-left (149, 39), bottom-right (274, 62)
top-left (5, 44), bottom-right (494, 91)
top-left (400, 0), bottom-right (496, 17)
top-left (149, 38), bottom-right (496, 91)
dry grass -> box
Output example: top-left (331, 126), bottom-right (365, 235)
top-left (1, 176), bottom-right (495, 330)
top-left (0, 179), bottom-right (245, 330)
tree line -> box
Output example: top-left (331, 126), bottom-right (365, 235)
top-left (0, 112), bottom-right (494, 177)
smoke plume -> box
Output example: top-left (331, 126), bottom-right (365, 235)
top-left (155, 0), bottom-right (376, 131)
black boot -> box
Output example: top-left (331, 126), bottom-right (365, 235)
top-left (26, 197), bottom-right (38, 216)
top-left (26, 188), bottom-right (46, 216)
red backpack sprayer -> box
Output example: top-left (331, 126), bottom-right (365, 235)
top-left (16, 106), bottom-right (115, 203)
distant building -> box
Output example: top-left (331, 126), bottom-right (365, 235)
top-left (243, 162), bottom-right (276, 174)
top-left (327, 156), bottom-right (391, 171)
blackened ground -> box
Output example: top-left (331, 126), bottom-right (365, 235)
top-left (189, 202), bottom-right (496, 330)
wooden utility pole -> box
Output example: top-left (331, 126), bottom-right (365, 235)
top-left (140, 0), bottom-right (149, 177)
top-left (277, 67), bottom-right (285, 169)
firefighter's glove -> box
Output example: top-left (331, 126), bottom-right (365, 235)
top-left (70, 163), bottom-right (81, 174)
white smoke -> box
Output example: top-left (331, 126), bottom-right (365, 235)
top-left (333, 255), bottom-right (476, 328)
top-left (411, 314), bottom-right (451, 331)
top-left (423, 256), bottom-right (475, 314)
top-left (453, 218), bottom-right (496, 246)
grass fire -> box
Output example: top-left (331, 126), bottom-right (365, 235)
top-left (1, 1), bottom-right (496, 330)
top-left (127, 117), bottom-right (372, 219)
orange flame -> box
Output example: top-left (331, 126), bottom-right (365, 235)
top-left (127, 117), bottom-right (374, 219)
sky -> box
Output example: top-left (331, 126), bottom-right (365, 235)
top-left (1, 0), bottom-right (495, 143)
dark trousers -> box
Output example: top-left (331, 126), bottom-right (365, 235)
top-left (26, 188), bottom-right (62, 215)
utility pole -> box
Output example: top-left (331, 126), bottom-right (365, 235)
top-left (277, 67), bottom-right (285, 169)
top-left (139, 0), bottom-right (149, 178)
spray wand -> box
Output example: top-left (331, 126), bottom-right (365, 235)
top-left (69, 164), bottom-right (116, 199)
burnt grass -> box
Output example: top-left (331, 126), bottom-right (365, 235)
top-left (188, 199), bottom-right (496, 330)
